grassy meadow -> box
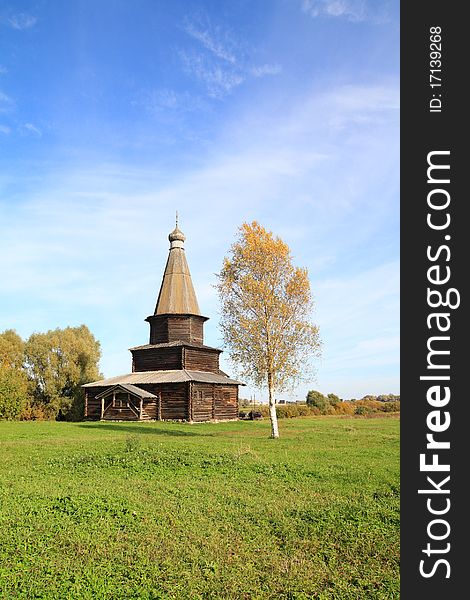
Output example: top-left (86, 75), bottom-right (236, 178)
top-left (0, 416), bottom-right (399, 599)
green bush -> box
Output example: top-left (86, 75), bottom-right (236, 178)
top-left (381, 401), bottom-right (400, 412)
top-left (20, 400), bottom-right (59, 421)
top-left (276, 404), bottom-right (312, 419)
top-left (327, 393), bottom-right (341, 405)
top-left (306, 390), bottom-right (328, 411)
top-left (0, 366), bottom-right (29, 420)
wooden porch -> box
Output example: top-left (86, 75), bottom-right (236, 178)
top-left (95, 383), bottom-right (159, 421)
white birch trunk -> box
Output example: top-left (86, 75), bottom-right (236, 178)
top-left (268, 373), bottom-right (279, 438)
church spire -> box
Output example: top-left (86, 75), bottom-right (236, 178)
top-left (154, 219), bottom-right (201, 316)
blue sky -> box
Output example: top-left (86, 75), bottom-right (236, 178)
top-left (0, 0), bottom-right (399, 400)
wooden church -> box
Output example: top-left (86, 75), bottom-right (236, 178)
top-left (83, 220), bottom-right (242, 422)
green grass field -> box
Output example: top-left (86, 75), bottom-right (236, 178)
top-left (0, 416), bottom-right (399, 599)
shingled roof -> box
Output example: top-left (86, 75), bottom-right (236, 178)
top-left (83, 369), bottom-right (244, 387)
top-left (94, 383), bottom-right (158, 399)
top-left (153, 222), bottom-right (201, 316)
top-left (128, 341), bottom-right (221, 352)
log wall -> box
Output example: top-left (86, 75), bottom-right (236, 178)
top-left (136, 384), bottom-right (161, 420)
top-left (183, 347), bottom-right (220, 373)
top-left (191, 383), bottom-right (214, 422)
top-left (147, 314), bottom-right (206, 344)
top-left (160, 383), bottom-right (189, 420)
top-left (191, 383), bottom-right (238, 422)
top-left (131, 346), bottom-right (183, 371)
top-left (147, 316), bottom-right (168, 344)
top-left (214, 385), bottom-right (238, 421)
top-left (167, 316), bottom-right (193, 343)
top-left (188, 317), bottom-right (204, 344)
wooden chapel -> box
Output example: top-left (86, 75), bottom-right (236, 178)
top-left (83, 219), bottom-right (242, 421)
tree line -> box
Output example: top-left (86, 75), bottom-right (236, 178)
top-left (240, 390), bottom-right (400, 419)
top-left (0, 326), bottom-right (101, 420)
top-left (306, 390), bottom-right (400, 415)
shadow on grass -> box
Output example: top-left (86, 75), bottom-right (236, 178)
top-left (77, 423), bottom-right (212, 437)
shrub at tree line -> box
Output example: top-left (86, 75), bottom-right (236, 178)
top-left (0, 326), bottom-right (101, 421)
top-left (241, 391), bottom-right (400, 419)
top-left (306, 390), bottom-right (399, 416)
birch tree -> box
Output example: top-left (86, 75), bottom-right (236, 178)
top-left (217, 222), bottom-right (321, 438)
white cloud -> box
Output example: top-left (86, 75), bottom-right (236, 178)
top-left (134, 88), bottom-right (208, 114)
top-left (6, 13), bottom-right (37, 30)
top-left (312, 260), bottom-right (399, 396)
top-left (0, 91), bottom-right (13, 103)
top-left (302, 0), bottom-right (368, 22)
top-left (323, 83), bottom-right (400, 113)
top-left (250, 64), bottom-right (282, 78)
top-left (0, 124), bottom-right (10, 134)
top-left (20, 122), bottom-right (42, 136)
top-left (355, 335), bottom-right (400, 354)
top-left (180, 14), bottom-right (281, 99)
top-left (143, 89), bottom-right (182, 110)
top-left (184, 19), bottom-right (238, 64)
top-left (0, 90), bottom-right (14, 113)
top-left (179, 49), bottom-right (245, 99)
top-left (315, 261), bottom-right (399, 327)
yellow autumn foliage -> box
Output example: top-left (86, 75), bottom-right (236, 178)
top-left (217, 221), bottom-right (321, 401)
